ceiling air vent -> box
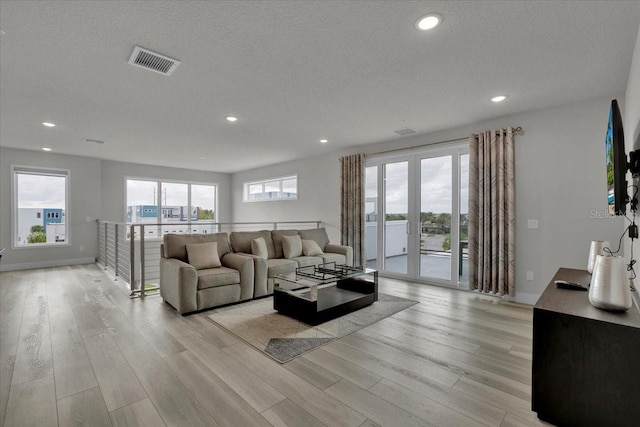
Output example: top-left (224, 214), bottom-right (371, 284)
top-left (393, 128), bottom-right (417, 136)
top-left (128, 46), bottom-right (180, 76)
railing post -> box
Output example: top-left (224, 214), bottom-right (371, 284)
top-left (103, 222), bottom-right (108, 270)
top-left (114, 223), bottom-right (119, 278)
top-left (140, 225), bottom-right (145, 297)
top-left (130, 224), bottom-right (135, 296)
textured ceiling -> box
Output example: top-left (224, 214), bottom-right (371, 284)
top-left (1, 1), bottom-right (639, 173)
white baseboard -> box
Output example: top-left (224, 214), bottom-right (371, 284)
top-left (504, 292), bottom-right (540, 305)
top-left (0, 257), bottom-right (96, 272)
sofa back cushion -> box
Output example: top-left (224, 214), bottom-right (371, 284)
top-left (230, 230), bottom-right (276, 259)
top-left (251, 237), bottom-right (269, 259)
top-left (298, 228), bottom-right (330, 250)
top-left (282, 235), bottom-right (303, 259)
top-left (163, 233), bottom-right (231, 262)
top-left (302, 239), bottom-right (324, 256)
top-left (186, 242), bottom-right (222, 270)
top-left (271, 230), bottom-right (300, 259)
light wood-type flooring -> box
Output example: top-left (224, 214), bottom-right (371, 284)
top-left (0, 264), bottom-right (549, 427)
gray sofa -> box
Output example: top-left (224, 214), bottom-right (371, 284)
top-left (229, 228), bottom-right (353, 297)
top-left (160, 233), bottom-right (254, 314)
top-left (159, 228), bottom-right (353, 314)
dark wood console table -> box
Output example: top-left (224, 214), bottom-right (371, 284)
top-left (532, 268), bottom-right (640, 426)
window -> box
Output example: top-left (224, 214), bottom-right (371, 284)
top-left (13, 166), bottom-right (69, 247)
top-left (126, 179), bottom-right (157, 223)
top-left (243, 175), bottom-right (298, 201)
top-left (161, 182), bottom-right (188, 220)
top-left (125, 178), bottom-right (217, 225)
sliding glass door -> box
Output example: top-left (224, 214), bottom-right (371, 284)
top-left (383, 161), bottom-right (409, 275)
top-left (420, 155), bottom-right (453, 281)
top-left (365, 143), bottom-right (469, 287)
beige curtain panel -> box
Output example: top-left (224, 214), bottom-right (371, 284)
top-left (340, 154), bottom-right (365, 266)
top-left (468, 127), bottom-right (516, 296)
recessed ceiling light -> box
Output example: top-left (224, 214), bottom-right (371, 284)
top-left (491, 95), bottom-right (508, 103)
top-left (42, 122), bottom-right (56, 127)
top-left (42, 147), bottom-right (52, 151)
top-left (320, 139), bottom-right (328, 144)
top-left (226, 116), bottom-right (238, 122)
top-left (416, 14), bottom-right (441, 31)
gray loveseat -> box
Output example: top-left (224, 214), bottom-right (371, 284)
top-left (160, 233), bottom-right (254, 314)
top-left (229, 228), bottom-right (353, 297)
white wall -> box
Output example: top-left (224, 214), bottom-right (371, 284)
top-left (231, 155), bottom-right (343, 242)
top-left (0, 148), bottom-right (232, 271)
top-left (232, 96), bottom-right (624, 304)
top-left (0, 147), bottom-right (101, 270)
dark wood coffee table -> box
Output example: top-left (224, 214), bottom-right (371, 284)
top-left (273, 263), bottom-right (378, 325)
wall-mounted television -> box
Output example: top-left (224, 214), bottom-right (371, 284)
top-left (606, 99), bottom-right (627, 216)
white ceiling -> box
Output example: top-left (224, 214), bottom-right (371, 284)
top-left (1, 1), bottom-right (639, 173)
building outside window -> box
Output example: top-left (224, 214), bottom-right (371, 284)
top-left (12, 166), bottom-right (69, 247)
top-left (125, 178), bottom-right (217, 232)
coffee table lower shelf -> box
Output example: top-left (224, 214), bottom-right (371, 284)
top-left (274, 277), bottom-right (377, 325)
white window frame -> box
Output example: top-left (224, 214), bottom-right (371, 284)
top-left (124, 176), bottom-right (218, 224)
top-left (243, 175), bottom-right (298, 202)
top-left (12, 165), bottom-right (70, 249)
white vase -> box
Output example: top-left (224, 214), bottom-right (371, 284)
top-left (589, 255), bottom-right (632, 311)
top-left (587, 240), bottom-right (610, 273)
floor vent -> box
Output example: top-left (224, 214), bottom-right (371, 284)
top-left (128, 46), bottom-right (180, 76)
top-left (393, 128), bottom-right (417, 136)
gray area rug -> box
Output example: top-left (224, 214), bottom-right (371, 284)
top-left (207, 293), bottom-right (418, 363)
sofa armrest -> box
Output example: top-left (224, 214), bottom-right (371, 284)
top-left (233, 253), bottom-right (269, 297)
top-left (222, 253), bottom-right (255, 301)
top-left (325, 244), bottom-right (354, 266)
top-left (160, 258), bottom-right (198, 314)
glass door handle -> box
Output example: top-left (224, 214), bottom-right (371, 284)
top-left (406, 221), bottom-right (411, 235)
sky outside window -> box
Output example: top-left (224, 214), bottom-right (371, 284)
top-left (17, 173), bottom-right (65, 208)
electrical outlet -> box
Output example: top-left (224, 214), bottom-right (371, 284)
top-left (527, 219), bottom-right (539, 229)
top-left (79, 245), bottom-right (84, 251)
top-left (526, 271), bottom-right (534, 281)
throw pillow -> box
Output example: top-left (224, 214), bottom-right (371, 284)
top-left (302, 239), bottom-right (324, 256)
top-left (186, 242), bottom-right (221, 270)
top-left (251, 237), bottom-right (269, 259)
top-left (282, 235), bottom-right (303, 259)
